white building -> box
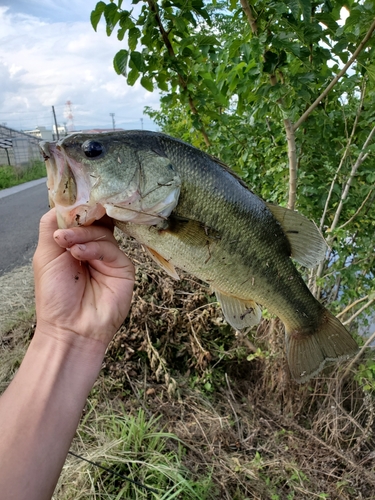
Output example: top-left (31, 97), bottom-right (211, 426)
top-left (23, 125), bottom-right (67, 141)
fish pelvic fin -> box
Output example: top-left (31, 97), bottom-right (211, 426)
top-left (266, 203), bottom-right (328, 268)
top-left (285, 310), bottom-right (358, 383)
top-left (215, 290), bottom-right (262, 330)
top-left (145, 246), bottom-right (180, 280)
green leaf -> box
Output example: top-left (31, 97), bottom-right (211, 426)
top-left (316, 12), bottom-right (339, 33)
top-left (117, 11), bottom-right (134, 41)
top-left (288, 0), bottom-right (300, 19)
top-left (104, 3), bottom-right (118, 24)
top-left (127, 68), bottom-right (139, 86)
top-left (130, 51), bottom-right (144, 72)
top-left (174, 16), bottom-right (187, 34)
top-left (141, 76), bottom-right (154, 92)
top-left (229, 39), bottom-right (242, 58)
top-left (203, 79), bottom-right (227, 106)
top-left (343, 10), bottom-right (361, 30)
top-left (197, 35), bottom-right (219, 46)
top-left (90, 1), bottom-right (106, 31)
top-left (366, 64), bottom-right (375, 83)
top-left (113, 49), bottom-right (129, 76)
top-left (229, 0), bottom-right (237, 10)
top-left (104, 3), bottom-right (120, 36)
top-left (156, 73), bottom-right (169, 92)
top-left (298, 0), bottom-right (311, 23)
top-left (128, 27), bottom-right (141, 51)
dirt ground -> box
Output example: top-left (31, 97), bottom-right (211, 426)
top-left (1, 232), bottom-right (374, 499)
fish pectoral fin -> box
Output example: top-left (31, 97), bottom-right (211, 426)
top-left (162, 215), bottom-right (221, 246)
top-left (215, 290), bottom-right (262, 330)
top-left (266, 203), bottom-right (328, 268)
top-left (145, 246), bottom-right (180, 280)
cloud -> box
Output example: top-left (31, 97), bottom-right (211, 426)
top-left (0, 0), bottom-right (96, 23)
top-left (0, 3), bottom-right (160, 131)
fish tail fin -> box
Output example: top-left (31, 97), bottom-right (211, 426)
top-left (285, 310), bottom-right (358, 383)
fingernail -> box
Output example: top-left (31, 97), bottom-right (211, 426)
top-left (77, 244), bottom-right (86, 251)
top-left (55, 229), bottom-right (75, 241)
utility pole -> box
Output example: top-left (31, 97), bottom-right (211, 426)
top-left (110, 113), bottom-right (115, 130)
top-left (52, 106), bottom-right (60, 140)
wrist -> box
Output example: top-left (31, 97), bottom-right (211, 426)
top-left (35, 319), bottom-right (109, 352)
top-left (33, 324), bottom-right (108, 385)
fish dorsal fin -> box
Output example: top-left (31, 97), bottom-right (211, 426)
top-left (145, 246), bottom-right (180, 280)
top-left (215, 290), bottom-right (262, 330)
top-left (266, 203), bottom-right (328, 268)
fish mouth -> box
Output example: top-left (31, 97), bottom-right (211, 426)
top-left (40, 140), bottom-right (106, 229)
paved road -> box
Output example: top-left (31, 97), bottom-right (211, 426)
top-left (0, 178), bottom-right (49, 276)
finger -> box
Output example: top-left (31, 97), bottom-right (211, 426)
top-left (69, 240), bottom-right (135, 277)
top-left (54, 225), bottom-right (117, 250)
top-left (38, 209), bottom-right (58, 243)
top-left (33, 209), bottom-right (64, 265)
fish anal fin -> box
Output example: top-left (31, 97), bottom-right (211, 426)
top-left (266, 203), bottom-right (328, 268)
top-left (145, 246), bottom-right (180, 280)
top-left (215, 290), bottom-right (261, 330)
top-left (285, 309), bottom-right (358, 383)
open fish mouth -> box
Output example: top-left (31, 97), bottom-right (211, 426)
top-left (40, 140), bottom-right (106, 228)
top-left (40, 138), bottom-right (181, 229)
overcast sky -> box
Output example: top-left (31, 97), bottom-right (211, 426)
top-left (0, 0), bottom-right (160, 132)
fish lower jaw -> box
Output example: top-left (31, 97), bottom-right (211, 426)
top-left (55, 203), bottom-right (106, 229)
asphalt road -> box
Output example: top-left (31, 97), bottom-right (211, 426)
top-left (0, 178), bottom-right (49, 276)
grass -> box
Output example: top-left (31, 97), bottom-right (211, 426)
top-left (0, 161), bottom-right (46, 189)
top-left (55, 406), bottom-right (216, 499)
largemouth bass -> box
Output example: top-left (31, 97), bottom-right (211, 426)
top-left (40, 131), bottom-right (358, 382)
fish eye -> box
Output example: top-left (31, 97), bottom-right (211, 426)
top-left (82, 140), bottom-right (104, 158)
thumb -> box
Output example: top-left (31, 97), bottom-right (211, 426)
top-left (33, 209), bottom-right (64, 267)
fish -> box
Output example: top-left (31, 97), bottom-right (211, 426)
top-left (40, 130), bottom-right (358, 383)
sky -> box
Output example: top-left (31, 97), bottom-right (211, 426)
top-left (0, 0), bottom-right (160, 132)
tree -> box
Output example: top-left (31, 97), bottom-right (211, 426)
top-left (92, 0), bottom-right (375, 336)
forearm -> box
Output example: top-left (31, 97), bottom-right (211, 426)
top-left (0, 328), bottom-right (107, 500)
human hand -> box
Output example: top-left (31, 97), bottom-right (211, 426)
top-left (33, 209), bottom-right (135, 348)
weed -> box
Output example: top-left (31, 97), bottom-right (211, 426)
top-left (56, 406), bottom-right (216, 499)
top-left (355, 359), bottom-right (375, 393)
top-left (0, 161), bottom-right (46, 189)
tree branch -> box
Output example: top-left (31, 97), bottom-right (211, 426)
top-left (342, 329), bottom-right (375, 379)
top-left (337, 295), bottom-right (369, 319)
top-left (146, 0), bottom-right (211, 146)
top-left (284, 117), bottom-right (297, 210)
top-left (269, 74), bottom-right (298, 210)
top-left (311, 123), bottom-right (375, 295)
top-left (293, 17), bottom-right (375, 132)
top-left (338, 187), bottom-right (375, 231)
top-left (319, 80), bottom-right (366, 232)
top-left (330, 124), bottom-right (375, 232)
top-left (343, 296), bottom-right (375, 326)
top-left (239, 0), bottom-right (257, 34)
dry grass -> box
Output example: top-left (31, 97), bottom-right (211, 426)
top-left (0, 264), bottom-right (36, 391)
top-left (0, 263), bottom-right (35, 336)
top-left (1, 232), bottom-right (375, 499)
